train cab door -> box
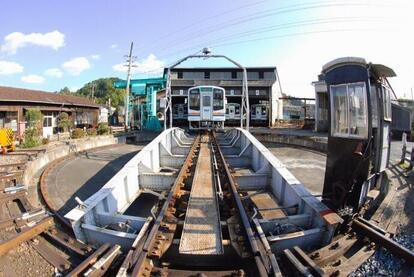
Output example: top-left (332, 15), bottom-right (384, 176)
top-left (255, 106), bottom-right (262, 119)
top-left (201, 92), bottom-right (212, 121)
top-left (229, 105), bottom-right (235, 119)
top-left (178, 105), bottom-right (184, 119)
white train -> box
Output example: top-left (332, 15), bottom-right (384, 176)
top-left (172, 104), bottom-right (188, 121)
top-left (225, 103), bottom-right (241, 123)
top-left (250, 104), bottom-right (268, 124)
top-left (188, 85), bottom-right (226, 129)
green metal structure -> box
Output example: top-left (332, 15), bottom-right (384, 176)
top-left (114, 77), bottom-right (165, 131)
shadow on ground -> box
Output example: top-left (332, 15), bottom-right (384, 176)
top-left (57, 149), bottom-right (140, 217)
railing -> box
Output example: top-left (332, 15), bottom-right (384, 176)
top-left (400, 133), bottom-right (414, 169)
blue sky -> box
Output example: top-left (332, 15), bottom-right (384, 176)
top-left (0, 0), bottom-right (412, 98)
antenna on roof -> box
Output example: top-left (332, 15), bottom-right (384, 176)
top-left (202, 47), bottom-right (211, 56)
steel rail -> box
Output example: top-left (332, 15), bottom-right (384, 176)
top-left (211, 132), bottom-right (270, 276)
top-left (352, 217), bottom-right (414, 265)
top-left (0, 216), bottom-right (54, 256)
top-left (131, 135), bottom-right (201, 276)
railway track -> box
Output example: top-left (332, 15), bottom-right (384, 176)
top-left (0, 134), bottom-right (412, 276)
top-left (283, 217), bottom-right (414, 276)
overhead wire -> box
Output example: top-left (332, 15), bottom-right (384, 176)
top-left (124, 1), bottom-right (391, 76)
top-left (142, 1), bottom-right (385, 55)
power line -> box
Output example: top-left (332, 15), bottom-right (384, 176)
top-left (142, 1), bottom-right (383, 55)
top-left (131, 26), bottom-right (388, 76)
top-left (134, 0), bottom-right (272, 52)
top-left (156, 16), bottom-right (384, 60)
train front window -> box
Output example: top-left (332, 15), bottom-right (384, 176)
top-left (189, 89), bottom-right (200, 110)
top-left (330, 82), bottom-right (368, 138)
top-left (213, 89), bottom-right (224, 110)
top-left (203, 95), bottom-right (211, 107)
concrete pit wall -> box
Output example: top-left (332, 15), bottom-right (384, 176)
top-left (65, 128), bottom-right (193, 249)
top-left (252, 132), bottom-right (327, 153)
top-left (218, 128), bottom-right (342, 252)
top-left (23, 135), bottom-right (125, 190)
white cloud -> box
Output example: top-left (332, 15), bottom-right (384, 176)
top-left (0, 60), bottom-right (24, 75)
top-left (90, 54), bottom-right (100, 60)
top-left (112, 54), bottom-right (165, 75)
top-left (44, 68), bottom-right (63, 78)
top-left (21, 74), bottom-right (45, 84)
top-left (1, 30), bottom-right (65, 54)
top-left (110, 44), bottom-right (118, 49)
top-left (62, 57), bottom-right (91, 75)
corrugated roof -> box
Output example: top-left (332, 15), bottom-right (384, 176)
top-left (0, 86), bottom-right (99, 108)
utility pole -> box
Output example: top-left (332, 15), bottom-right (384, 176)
top-left (124, 42), bottom-right (136, 130)
top-left (91, 83), bottom-right (96, 100)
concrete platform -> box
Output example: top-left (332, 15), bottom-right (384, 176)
top-left (44, 144), bottom-right (144, 216)
top-left (179, 137), bottom-right (223, 255)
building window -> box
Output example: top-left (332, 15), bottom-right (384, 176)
top-left (330, 82), bottom-right (368, 139)
top-left (177, 71), bottom-right (183, 79)
top-left (204, 71), bottom-right (210, 79)
top-left (258, 71), bottom-right (264, 79)
top-left (232, 71), bottom-right (237, 79)
top-left (1, 112), bottom-right (18, 131)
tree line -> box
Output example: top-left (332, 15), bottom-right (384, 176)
top-left (58, 77), bottom-right (125, 109)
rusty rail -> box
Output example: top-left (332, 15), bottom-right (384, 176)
top-left (0, 216), bottom-right (54, 256)
top-left (352, 217), bottom-right (414, 265)
top-left (212, 131), bottom-right (278, 277)
top-left (131, 135), bottom-right (200, 276)
top-left (66, 243), bottom-right (111, 276)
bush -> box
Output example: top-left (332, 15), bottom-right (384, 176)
top-left (86, 128), bottom-right (97, 136)
top-left (22, 128), bottom-right (41, 148)
top-left (58, 112), bottom-right (73, 132)
top-left (42, 138), bottom-right (50, 145)
top-left (71, 128), bottom-right (86, 139)
top-left (97, 123), bottom-right (109, 135)
top-left (25, 109), bottom-right (42, 129)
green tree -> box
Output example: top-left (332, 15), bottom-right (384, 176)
top-left (58, 112), bottom-right (73, 132)
top-left (23, 109), bottom-right (42, 148)
top-left (59, 87), bottom-right (72, 95)
top-left (25, 109), bottom-right (42, 129)
top-left (76, 78), bottom-right (124, 109)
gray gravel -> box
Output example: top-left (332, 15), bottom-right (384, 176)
top-left (351, 232), bottom-right (414, 276)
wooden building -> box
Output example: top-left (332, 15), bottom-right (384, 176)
top-left (0, 86), bottom-right (99, 139)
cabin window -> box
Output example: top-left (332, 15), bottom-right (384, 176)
top-left (232, 71), bottom-right (237, 79)
top-left (382, 87), bottom-right (392, 121)
top-left (177, 71), bottom-right (183, 79)
top-left (370, 85), bottom-right (378, 128)
top-left (189, 89), bottom-right (200, 110)
top-left (330, 82), bottom-right (368, 138)
top-left (204, 71), bottom-right (210, 79)
top-left (213, 89), bottom-right (224, 110)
